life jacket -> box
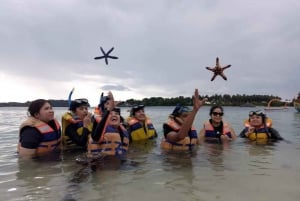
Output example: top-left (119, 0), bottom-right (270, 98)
top-left (93, 107), bottom-right (102, 123)
top-left (18, 117), bottom-right (61, 156)
top-left (160, 119), bottom-right (198, 151)
top-left (243, 118), bottom-right (273, 141)
top-left (127, 117), bottom-right (156, 141)
top-left (87, 125), bottom-right (129, 157)
top-left (61, 112), bottom-right (93, 149)
top-left (203, 121), bottom-right (232, 139)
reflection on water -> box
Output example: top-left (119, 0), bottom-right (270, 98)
top-left (0, 107), bottom-right (300, 201)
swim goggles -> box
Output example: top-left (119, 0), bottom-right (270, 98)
top-left (249, 110), bottom-right (264, 116)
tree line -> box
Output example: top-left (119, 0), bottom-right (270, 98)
top-left (0, 94), bottom-right (293, 107)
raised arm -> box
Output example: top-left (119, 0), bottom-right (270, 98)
top-left (166, 89), bottom-right (207, 142)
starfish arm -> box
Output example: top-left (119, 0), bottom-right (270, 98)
top-left (222, 65), bottom-right (231, 70)
top-left (94, 56), bottom-right (105, 60)
top-left (216, 57), bottom-right (220, 67)
top-left (107, 56), bottom-right (118, 59)
top-left (100, 47), bottom-right (106, 55)
top-left (107, 47), bottom-right (114, 55)
top-left (220, 73), bottom-right (228, 80)
top-left (206, 67), bottom-right (214, 71)
top-left (211, 74), bottom-right (217, 81)
top-left (105, 58), bottom-right (109, 65)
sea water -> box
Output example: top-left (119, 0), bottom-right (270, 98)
top-left (0, 106), bottom-right (300, 201)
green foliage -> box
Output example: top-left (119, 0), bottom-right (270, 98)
top-left (0, 94), bottom-right (292, 107)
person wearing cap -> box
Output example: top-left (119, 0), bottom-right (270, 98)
top-left (239, 110), bottom-right (283, 142)
top-left (161, 89), bottom-right (207, 151)
top-left (87, 91), bottom-right (129, 158)
top-left (62, 98), bottom-right (93, 151)
top-left (198, 105), bottom-right (236, 143)
top-left (126, 105), bottom-right (157, 142)
top-left (18, 99), bottom-right (61, 159)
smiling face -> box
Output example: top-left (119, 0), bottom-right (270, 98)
top-left (34, 102), bottom-right (54, 123)
top-left (108, 110), bottom-right (121, 127)
top-left (210, 107), bottom-right (224, 124)
top-left (249, 115), bottom-right (263, 128)
top-left (134, 109), bottom-right (146, 122)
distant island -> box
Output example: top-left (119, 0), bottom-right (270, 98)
top-left (0, 94), bottom-right (293, 107)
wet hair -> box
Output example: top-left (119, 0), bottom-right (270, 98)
top-left (209, 105), bottom-right (224, 115)
top-left (28, 99), bottom-right (50, 116)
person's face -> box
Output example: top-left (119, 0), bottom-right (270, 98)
top-left (35, 102), bottom-right (54, 122)
top-left (249, 115), bottom-right (263, 127)
top-left (108, 110), bottom-right (121, 127)
top-left (75, 105), bottom-right (89, 119)
top-left (211, 108), bottom-right (224, 123)
top-left (134, 109), bottom-right (146, 121)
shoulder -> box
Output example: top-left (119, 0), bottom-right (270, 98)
top-left (20, 126), bottom-right (40, 137)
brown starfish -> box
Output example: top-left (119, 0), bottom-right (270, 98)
top-left (205, 57), bottom-right (231, 81)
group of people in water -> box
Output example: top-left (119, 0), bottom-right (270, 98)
top-left (18, 88), bottom-right (284, 160)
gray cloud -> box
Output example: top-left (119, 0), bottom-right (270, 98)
top-left (0, 0), bottom-right (300, 102)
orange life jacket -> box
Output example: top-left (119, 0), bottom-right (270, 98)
top-left (18, 117), bottom-right (61, 156)
top-left (160, 119), bottom-right (198, 151)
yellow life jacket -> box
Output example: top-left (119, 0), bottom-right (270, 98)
top-left (160, 119), bottom-right (198, 151)
top-left (127, 117), bottom-right (156, 141)
top-left (87, 125), bottom-right (129, 157)
top-left (18, 117), bottom-right (61, 156)
top-left (61, 112), bottom-right (93, 150)
top-left (243, 118), bottom-right (273, 141)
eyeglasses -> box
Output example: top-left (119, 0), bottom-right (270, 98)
top-left (249, 110), bottom-right (264, 116)
top-left (212, 112), bottom-right (224, 116)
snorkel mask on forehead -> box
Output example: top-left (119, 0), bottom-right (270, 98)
top-left (249, 110), bottom-right (265, 117)
top-left (130, 105), bottom-right (145, 116)
top-left (171, 104), bottom-right (192, 117)
top-left (68, 88), bottom-right (90, 111)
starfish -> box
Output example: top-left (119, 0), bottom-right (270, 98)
top-left (94, 47), bottom-right (118, 65)
top-left (205, 57), bottom-right (231, 81)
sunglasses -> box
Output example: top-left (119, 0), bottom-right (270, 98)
top-left (212, 112), bottom-right (224, 116)
top-left (249, 110), bottom-right (264, 116)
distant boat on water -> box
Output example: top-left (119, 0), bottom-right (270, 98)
top-left (264, 98), bottom-right (289, 111)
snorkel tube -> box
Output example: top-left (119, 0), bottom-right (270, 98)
top-left (68, 88), bottom-right (75, 109)
top-left (99, 92), bottom-right (110, 113)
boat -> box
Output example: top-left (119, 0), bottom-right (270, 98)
top-left (264, 99), bottom-right (289, 111)
top-left (293, 92), bottom-right (300, 112)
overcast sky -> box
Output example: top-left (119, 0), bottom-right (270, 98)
top-left (1, 0), bottom-right (299, 106)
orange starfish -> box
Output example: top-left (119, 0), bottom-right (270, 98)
top-left (205, 57), bottom-right (231, 81)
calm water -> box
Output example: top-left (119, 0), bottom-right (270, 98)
top-left (0, 106), bottom-right (300, 201)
